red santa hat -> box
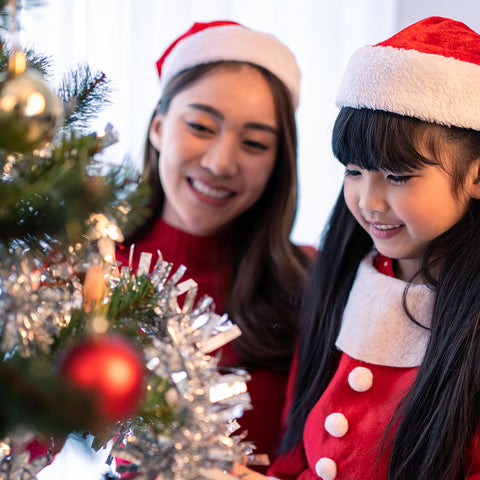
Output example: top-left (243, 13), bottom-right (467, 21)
top-left (156, 20), bottom-right (301, 108)
top-left (336, 16), bottom-right (480, 130)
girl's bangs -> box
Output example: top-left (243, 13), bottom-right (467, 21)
top-left (332, 107), bottom-right (436, 173)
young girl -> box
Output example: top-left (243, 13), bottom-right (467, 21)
top-left (232, 16), bottom-right (480, 480)
top-left (115, 20), bottom-right (314, 467)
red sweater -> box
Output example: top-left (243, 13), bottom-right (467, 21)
top-left (116, 218), bottom-right (292, 468)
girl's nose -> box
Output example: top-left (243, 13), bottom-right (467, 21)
top-left (358, 179), bottom-right (388, 212)
top-left (200, 134), bottom-right (239, 177)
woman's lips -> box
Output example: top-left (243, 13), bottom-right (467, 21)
top-left (190, 178), bottom-right (232, 199)
top-left (187, 177), bottom-right (235, 206)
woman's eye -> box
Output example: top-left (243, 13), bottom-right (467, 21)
top-left (244, 139), bottom-right (268, 151)
top-left (186, 122), bottom-right (213, 134)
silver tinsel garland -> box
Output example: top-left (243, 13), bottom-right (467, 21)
top-left (0, 250), bottom-right (83, 358)
top-left (0, 220), bottom-right (255, 480)
top-left (0, 249), bottom-right (81, 479)
top-left (108, 250), bottom-right (253, 480)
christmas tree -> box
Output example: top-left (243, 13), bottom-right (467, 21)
top-left (0, 2), bottom-right (253, 479)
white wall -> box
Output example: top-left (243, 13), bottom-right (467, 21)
top-left (397, 0), bottom-right (480, 31)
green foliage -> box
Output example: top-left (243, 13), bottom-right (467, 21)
top-left (100, 162), bottom-right (152, 242)
top-left (0, 44), bottom-right (52, 76)
top-left (107, 274), bottom-right (164, 336)
top-left (0, 134), bottom-right (150, 251)
top-left (136, 375), bottom-right (178, 433)
top-left (1, 265), bottom-right (181, 439)
top-left (58, 65), bottom-right (113, 130)
top-left (0, 355), bottom-right (103, 438)
top-left (51, 309), bottom-right (89, 354)
top-left (0, 1), bottom-right (155, 443)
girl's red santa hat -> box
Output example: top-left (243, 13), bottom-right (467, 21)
top-left (336, 16), bottom-right (480, 130)
top-left (155, 20), bottom-right (301, 108)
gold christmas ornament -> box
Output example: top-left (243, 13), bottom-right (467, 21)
top-left (0, 63), bottom-right (63, 153)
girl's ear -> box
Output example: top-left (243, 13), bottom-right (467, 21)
top-left (149, 114), bottom-right (164, 152)
top-left (471, 158), bottom-right (480, 199)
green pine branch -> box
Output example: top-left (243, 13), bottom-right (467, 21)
top-left (134, 375), bottom-right (178, 433)
top-left (0, 135), bottom-right (150, 250)
top-left (0, 355), bottom-right (104, 439)
top-left (0, 2), bottom-right (161, 446)
top-left (58, 65), bottom-right (112, 130)
top-left (0, 44), bottom-right (52, 75)
top-left (106, 273), bottom-right (168, 341)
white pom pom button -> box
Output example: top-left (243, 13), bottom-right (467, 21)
top-left (348, 366), bottom-right (373, 392)
top-left (324, 412), bottom-right (349, 437)
top-left (315, 457), bottom-right (337, 480)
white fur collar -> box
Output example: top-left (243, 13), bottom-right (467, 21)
top-left (335, 251), bottom-right (435, 367)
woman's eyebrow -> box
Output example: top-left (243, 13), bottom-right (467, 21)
top-left (244, 122), bottom-right (278, 135)
top-left (187, 103), bottom-right (223, 119)
top-left (188, 103), bottom-right (277, 135)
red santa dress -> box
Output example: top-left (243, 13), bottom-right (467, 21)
top-left (268, 251), bottom-right (480, 480)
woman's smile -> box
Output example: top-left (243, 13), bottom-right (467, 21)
top-left (188, 177), bottom-right (234, 200)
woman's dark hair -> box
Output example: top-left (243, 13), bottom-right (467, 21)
top-left (281, 107), bottom-right (480, 479)
top-left (125, 61), bottom-right (312, 372)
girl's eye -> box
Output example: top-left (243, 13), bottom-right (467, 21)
top-left (344, 168), bottom-right (361, 177)
top-left (387, 174), bottom-right (411, 184)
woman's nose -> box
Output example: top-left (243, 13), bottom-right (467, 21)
top-left (200, 134), bottom-right (239, 177)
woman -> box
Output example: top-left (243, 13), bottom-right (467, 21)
top-left (116, 20), bottom-right (314, 467)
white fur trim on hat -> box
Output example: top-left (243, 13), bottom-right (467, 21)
top-left (336, 44), bottom-right (480, 130)
top-left (160, 25), bottom-right (301, 108)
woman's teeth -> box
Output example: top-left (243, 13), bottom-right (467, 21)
top-left (191, 179), bottom-right (231, 199)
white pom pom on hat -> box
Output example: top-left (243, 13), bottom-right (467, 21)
top-left (336, 16), bottom-right (480, 130)
top-left (155, 20), bottom-right (301, 109)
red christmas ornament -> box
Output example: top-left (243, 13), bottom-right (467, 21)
top-left (58, 334), bottom-right (145, 423)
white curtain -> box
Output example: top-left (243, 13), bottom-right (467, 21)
top-left (20, 0), bottom-right (480, 247)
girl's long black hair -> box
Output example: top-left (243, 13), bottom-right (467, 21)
top-left (281, 107), bottom-right (480, 479)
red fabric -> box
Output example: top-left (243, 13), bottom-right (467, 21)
top-left (302, 355), bottom-right (416, 479)
top-left (116, 217), bottom-right (232, 310)
top-left (24, 435), bottom-right (64, 467)
top-left (269, 253), bottom-right (480, 479)
top-left (116, 218), bottom-right (304, 469)
top-left (267, 255), bottom-right (404, 480)
top-left (376, 16), bottom-right (480, 66)
top-left (268, 253), bottom-right (415, 480)
top-left (155, 20), bottom-right (242, 78)
top-left (25, 439), bottom-right (50, 462)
